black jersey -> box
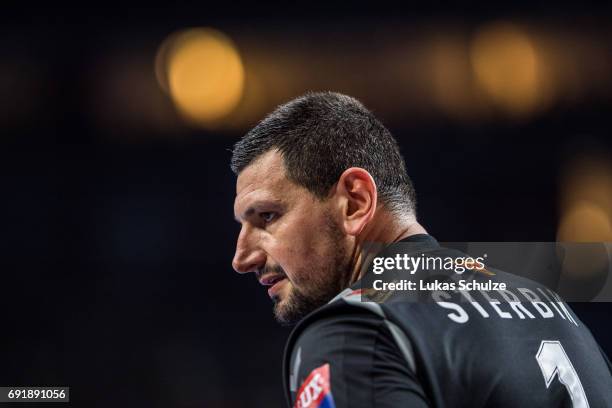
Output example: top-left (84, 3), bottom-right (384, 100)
top-left (283, 234), bottom-right (612, 408)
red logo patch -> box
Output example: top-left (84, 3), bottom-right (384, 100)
top-left (294, 363), bottom-right (334, 408)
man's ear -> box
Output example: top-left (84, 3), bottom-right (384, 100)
top-left (334, 167), bottom-right (377, 236)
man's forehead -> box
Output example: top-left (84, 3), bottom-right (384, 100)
top-left (234, 151), bottom-right (292, 212)
top-left (236, 150), bottom-right (285, 193)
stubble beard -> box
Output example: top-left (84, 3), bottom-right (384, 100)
top-left (273, 215), bottom-right (351, 326)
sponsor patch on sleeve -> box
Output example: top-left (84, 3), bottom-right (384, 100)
top-left (294, 363), bottom-right (335, 408)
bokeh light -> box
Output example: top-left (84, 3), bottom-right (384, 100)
top-left (555, 155), bottom-right (612, 285)
top-left (556, 202), bottom-right (610, 284)
top-left (470, 22), bottom-right (546, 117)
top-left (558, 157), bottom-right (612, 242)
top-left (156, 28), bottom-right (245, 127)
top-left (558, 201), bottom-right (611, 242)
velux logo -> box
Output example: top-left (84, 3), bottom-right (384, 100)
top-left (294, 363), bottom-right (335, 408)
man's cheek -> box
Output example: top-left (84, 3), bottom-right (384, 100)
top-left (278, 280), bottom-right (293, 300)
top-left (286, 267), bottom-right (309, 287)
top-left (283, 273), bottom-right (298, 289)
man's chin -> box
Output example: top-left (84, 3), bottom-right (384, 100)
top-left (272, 288), bottom-right (330, 327)
top-left (272, 297), bottom-right (299, 327)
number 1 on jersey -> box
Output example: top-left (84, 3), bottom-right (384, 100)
top-left (535, 340), bottom-right (589, 408)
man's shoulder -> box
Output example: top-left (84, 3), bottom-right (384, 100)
top-left (282, 290), bottom-right (422, 407)
top-left (286, 289), bottom-right (386, 349)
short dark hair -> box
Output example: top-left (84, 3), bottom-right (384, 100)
top-left (230, 92), bottom-right (416, 216)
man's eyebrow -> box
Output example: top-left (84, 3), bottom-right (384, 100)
top-left (234, 200), bottom-right (284, 223)
top-left (234, 207), bottom-right (256, 224)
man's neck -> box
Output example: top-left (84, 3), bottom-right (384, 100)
top-left (347, 209), bottom-right (427, 285)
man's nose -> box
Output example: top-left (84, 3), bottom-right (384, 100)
top-left (232, 227), bottom-right (266, 274)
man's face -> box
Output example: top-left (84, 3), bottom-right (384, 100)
top-left (233, 150), bottom-right (351, 325)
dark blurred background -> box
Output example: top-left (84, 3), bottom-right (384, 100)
top-left (1, 2), bottom-right (611, 407)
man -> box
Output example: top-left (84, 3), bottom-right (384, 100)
top-left (231, 92), bottom-right (612, 407)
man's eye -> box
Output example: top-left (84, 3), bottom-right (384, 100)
top-left (260, 212), bottom-right (276, 223)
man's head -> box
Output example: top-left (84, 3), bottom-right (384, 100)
top-left (231, 92), bottom-right (416, 325)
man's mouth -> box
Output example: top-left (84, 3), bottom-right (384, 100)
top-left (259, 275), bottom-right (288, 297)
top-left (267, 277), bottom-right (287, 297)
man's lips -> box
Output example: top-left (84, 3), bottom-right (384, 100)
top-left (267, 278), bottom-right (287, 297)
top-left (259, 274), bottom-right (286, 286)
top-left (259, 274), bottom-right (288, 297)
